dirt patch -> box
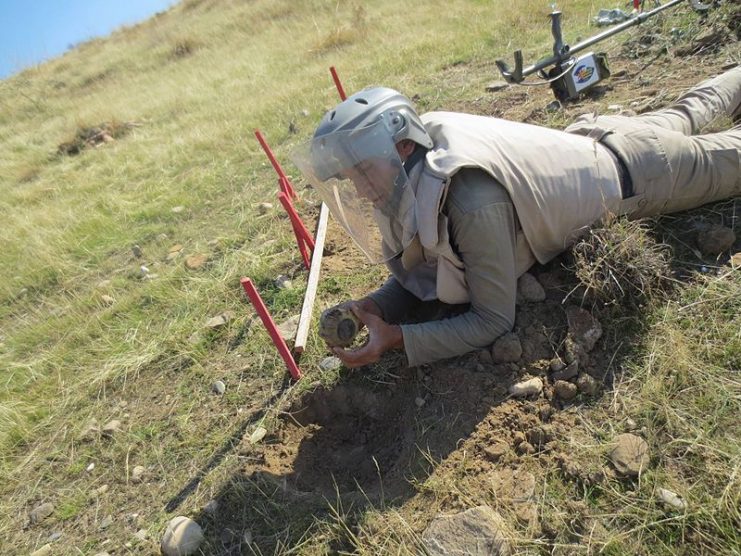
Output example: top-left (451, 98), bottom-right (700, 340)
top-left (57, 120), bottom-right (138, 156)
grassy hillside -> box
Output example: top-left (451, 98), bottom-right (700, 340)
top-left (1, 0), bottom-right (739, 554)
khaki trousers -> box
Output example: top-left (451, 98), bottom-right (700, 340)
top-left (566, 66), bottom-right (741, 218)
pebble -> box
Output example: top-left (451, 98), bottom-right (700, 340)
top-left (552, 361), bottom-right (578, 382)
top-left (319, 356), bottom-right (342, 372)
top-left (516, 441), bottom-right (536, 455)
top-left (100, 294), bottom-right (115, 306)
top-left (609, 433), bottom-right (650, 477)
top-left (101, 420), bottom-right (122, 438)
top-left (608, 104), bottom-right (623, 111)
top-left (422, 506), bottom-right (511, 556)
top-left (257, 202), bottom-right (273, 215)
top-left (275, 274), bottom-right (293, 289)
top-left (211, 380), bottom-right (226, 395)
top-left (491, 333), bottom-right (522, 363)
top-left (549, 358), bottom-right (565, 372)
top-left (576, 373), bottom-right (599, 396)
top-left (485, 80), bottom-right (509, 92)
top-left (99, 515), bottom-right (113, 529)
top-left (171, 205), bottom-right (185, 213)
top-left (132, 245), bottom-right (143, 258)
top-left (134, 528), bottom-right (148, 541)
top-left (657, 487), bottom-right (687, 511)
top-left (516, 272), bottom-right (546, 303)
top-left (205, 312), bottom-right (232, 329)
top-left (276, 314), bottom-right (301, 341)
top-left (697, 225), bottom-right (736, 256)
top-left (185, 254), bottom-right (208, 270)
top-left (250, 426), bottom-right (267, 444)
top-left (415, 397), bottom-right (426, 408)
top-left (483, 442), bottom-right (509, 462)
top-left (30, 502), bottom-right (55, 524)
top-left (95, 484), bottom-right (109, 495)
top-left (140, 265), bottom-right (149, 275)
top-left (30, 545), bottom-right (52, 556)
top-left (86, 462), bottom-right (95, 472)
top-left (131, 465), bottom-right (146, 483)
top-left (625, 418), bottom-right (638, 431)
top-left (79, 419), bottom-right (100, 441)
top-left (161, 516), bottom-right (204, 556)
top-left (554, 380), bottom-right (578, 401)
top-left (566, 306), bottom-right (602, 352)
top-left (47, 531), bottom-right (62, 543)
top-left (509, 377), bottom-right (543, 398)
top-left (545, 100), bottom-right (562, 112)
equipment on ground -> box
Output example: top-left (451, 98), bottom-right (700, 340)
top-left (495, 0), bottom-right (712, 101)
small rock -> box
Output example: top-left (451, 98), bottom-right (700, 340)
top-left (545, 100), bottom-right (562, 112)
top-left (552, 361), bottom-right (578, 382)
top-left (30, 502), bottom-right (55, 524)
top-left (625, 418), bottom-right (638, 431)
top-left (47, 531), bottom-right (62, 543)
top-left (99, 515), bottom-right (113, 529)
top-left (169, 244), bottom-right (183, 253)
top-left (203, 499), bottom-right (219, 514)
top-left (277, 314), bottom-right (301, 341)
top-left (93, 552), bottom-right (111, 556)
top-left (549, 358), bottom-right (565, 372)
top-left (319, 356), bottom-right (342, 372)
top-left (516, 273), bottom-right (546, 303)
top-left (657, 487), bottom-right (687, 511)
top-left (134, 528), bottom-right (148, 541)
top-left (415, 397), bottom-right (426, 408)
top-left (101, 420), bottom-right (122, 438)
top-left (730, 252), bottom-right (741, 269)
top-left (132, 245), bottom-right (143, 258)
top-left (478, 349), bottom-right (494, 365)
top-left (250, 426), bottom-right (267, 444)
top-left (554, 380), bottom-right (578, 401)
top-left (526, 425), bottom-right (553, 447)
top-left (421, 506), bottom-right (511, 556)
top-left (86, 462), bottom-right (95, 472)
top-left (516, 441), bottom-right (536, 455)
top-left (171, 206), bottom-right (185, 213)
top-left (609, 433), bottom-right (650, 477)
top-left (257, 202), bottom-right (273, 215)
top-left (492, 333), bottom-right (522, 363)
top-left (512, 431), bottom-right (526, 446)
top-left (607, 104), bottom-right (622, 111)
top-left (211, 380), bottom-right (226, 395)
top-left (79, 419), bottom-right (100, 442)
top-left (185, 254), bottom-right (208, 270)
top-left (301, 109), bottom-right (310, 117)
top-left (275, 274), bottom-right (293, 290)
top-left (161, 516), bottom-right (204, 556)
top-left (576, 373), bottom-right (599, 396)
top-left (509, 377), bottom-right (543, 398)
top-left (697, 225), bottom-right (736, 256)
top-left (30, 545), bottom-right (52, 556)
top-left (140, 265), bottom-right (149, 275)
top-left (485, 80), bottom-right (509, 93)
top-left (483, 442), bottom-right (509, 462)
top-left (205, 312), bottom-right (232, 329)
top-left (565, 306), bottom-right (602, 352)
top-left (564, 337), bottom-right (588, 365)
top-left (95, 484), bottom-right (109, 495)
top-left (131, 465), bottom-right (146, 483)
top-left (100, 294), bottom-right (115, 306)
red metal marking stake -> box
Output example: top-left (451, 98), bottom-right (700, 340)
top-left (241, 278), bottom-right (302, 380)
top-left (330, 66), bottom-right (347, 101)
top-left (278, 192), bottom-right (315, 269)
top-left (254, 129), bottom-right (297, 200)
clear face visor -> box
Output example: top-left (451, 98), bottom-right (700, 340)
top-left (291, 120), bottom-right (417, 264)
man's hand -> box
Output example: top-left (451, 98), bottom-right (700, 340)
top-left (332, 302), bottom-right (403, 368)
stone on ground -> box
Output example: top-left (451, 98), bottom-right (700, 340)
top-left (29, 502), bottom-right (54, 524)
top-left (421, 505), bottom-right (511, 556)
top-left (319, 356), bottom-right (342, 372)
top-left (576, 373), bottom-right (599, 395)
top-left (509, 377), bottom-right (542, 398)
top-left (609, 433), bottom-right (650, 477)
top-left (30, 544), bottom-right (52, 556)
top-left (565, 306), bottom-right (602, 352)
top-left (131, 465), bottom-right (146, 483)
top-left (211, 380), bottom-right (226, 395)
top-left (697, 225), bottom-right (736, 256)
top-left (101, 419), bottom-right (122, 438)
top-left (161, 516), bottom-right (204, 556)
top-left (276, 314), bottom-right (301, 341)
top-left (657, 487), bottom-right (687, 511)
top-left (554, 380), bottom-right (578, 401)
top-left (516, 272), bottom-right (546, 303)
top-left (492, 333), bottom-right (522, 363)
top-left (184, 253), bottom-right (208, 270)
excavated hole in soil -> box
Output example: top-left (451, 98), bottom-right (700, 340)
top-left (274, 383), bottom-right (413, 496)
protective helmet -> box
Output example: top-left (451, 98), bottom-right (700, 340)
top-left (315, 86), bottom-right (433, 151)
top-left (291, 87), bottom-right (430, 264)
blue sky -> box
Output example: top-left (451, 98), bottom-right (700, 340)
top-left (0, 0), bottom-right (179, 79)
